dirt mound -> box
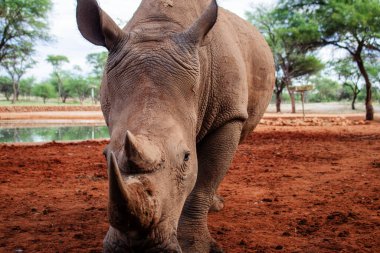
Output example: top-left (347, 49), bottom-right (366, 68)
top-left (0, 106), bottom-right (101, 113)
top-left (1, 125), bottom-right (379, 252)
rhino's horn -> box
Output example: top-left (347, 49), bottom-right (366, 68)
top-left (125, 131), bottom-right (161, 169)
top-left (108, 152), bottom-right (130, 203)
top-left (107, 152), bottom-right (157, 230)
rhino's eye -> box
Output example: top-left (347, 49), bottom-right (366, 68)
top-left (184, 152), bottom-right (190, 162)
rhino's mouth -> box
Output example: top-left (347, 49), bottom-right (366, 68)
top-left (104, 155), bottom-right (182, 253)
top-left (104, 226), bottom-right (182, 253)
top-left (106, 149), bottom-right (182, 252)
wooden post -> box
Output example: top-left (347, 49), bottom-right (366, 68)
top-left (301, 92), bottom-right (305, 121)
top-left (293, 85), bottom-right (313, 121)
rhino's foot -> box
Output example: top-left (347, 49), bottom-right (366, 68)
top-left (209, 194), bottom-right (224, 212)
top-left (178, 219), bottom-right (224, 253)
top-left (179, 232), bottom-right (224, 253)
top-left (210, 241), bottom-right (224, 253)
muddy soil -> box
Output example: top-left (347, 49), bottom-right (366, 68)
top-left (1, 123), bottom-right (379, 253)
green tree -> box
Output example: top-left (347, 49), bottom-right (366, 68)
top-left (19, 77), bottom-right (36, 100)
top-left (32, 81), bottom-right (56, 103)
top-left (366, 59), bottom-right (380, 104)
top-left (0, 0), bottom-right (52, 62)
top-left (86, 52), bottom-right (107, 78)
top-left (280, 0), bottom-right (380, 120)
top-left (0, 75), bottom-right (12, 100)
top-left (334, 58), bottom-right (362, 110)
top-left (46, 55), bottom-right (69, 103)
top-left (46, 73), bottom-right (70, 103)
top-left (2, 43), bottom-right (35, 103)
top-left (247, 6), bottom-right (324, 113)
top-left (86, 52), bottom-right (107, 104)
top-left (63, 74), bottom-right (90, 105)
top-left (309, 76), bottom-right (341, 102)
top-left (366, 58), bottom-right (380, 88)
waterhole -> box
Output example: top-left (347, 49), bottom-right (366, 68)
top-left (0, 126), bottom-right (109, 143)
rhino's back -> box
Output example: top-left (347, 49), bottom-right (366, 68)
top-left (203, 8), bottom-right (275, 142)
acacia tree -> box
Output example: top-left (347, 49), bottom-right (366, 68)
top-left (280, 0), bottom-right (380, 120)
top-left (367, 59), bottom-right (380, 103)
top-left (334, 58), bottom-right (362, 110)
top-left (0, 76), bottom-right (12, 100)
top-left (2, 43), bottom-right (35, 103)
top-left (366, 58), bottom-right (380, 88)
top-left (86, 52), bottom-right (107, 103)
top-left (0, 0), bottom-right (52, 62)
top-left (86, 52), bottom-right (107, 78)
top-left (19, 77), bottom-right (35, 100)
top-left (66, 76), bottom-right (90, 105)
top-left (247, 7), bottom-right (323, 113)
top-left (68, 66), bottom-right (91, 104)
top-left (32, 81), bottom-right (56, 103)
top-left (46, 55), bottom-right (69, 103)
top-left (309, 76), bottom-right (341, 102)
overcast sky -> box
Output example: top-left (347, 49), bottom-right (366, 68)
top-left (27, 0), bottom-right (276, 81)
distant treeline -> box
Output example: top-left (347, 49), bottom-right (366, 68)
top-left (0, 0), bottom-right (379, 119)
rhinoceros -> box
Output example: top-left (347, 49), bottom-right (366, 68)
top-left (76, 0), bottom-right (274, 252)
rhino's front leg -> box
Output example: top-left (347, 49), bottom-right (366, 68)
top-left (178, 121), bottom-right (243, 253)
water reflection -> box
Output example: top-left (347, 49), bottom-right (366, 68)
top-left (0, 126), bottom-right (109, 143)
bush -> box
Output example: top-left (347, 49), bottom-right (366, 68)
top-left (63, 76), bottom-right (91, 104)
top-left (32, 82), bottom-right (56, 103)
top-left (308, 77), bottom-right (341, 102)
top-left (19, 77), bottom-right (36, 99)
top-left (0, 76), bottom-right (13, 101)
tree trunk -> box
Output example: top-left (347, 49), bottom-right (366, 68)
top-left (55, 72), bottom-right (63, 103)
top-left (352, 93), bottom-right (357, 110)
top-left (284, 77), bottom-right (296, 114)
top-left (286, 88), bottom-right (296, 114)
top-left (276, 90), bottom-right (282, 113)
top-left (354, 53), bottom-right (374, 120)
top-left (301, 92), bottom-right (306, 120)
top-left (12, 80), bottom-right (17, 104)
top-left (275, 79), bottom-right (285, 113)
top-left (289, 91), bottom-right (296, 114)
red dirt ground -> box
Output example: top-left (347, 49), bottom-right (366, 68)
top-left (0, 106), bottom-right (101, 113)
top-left (1, 122), bottom-right (379, 253)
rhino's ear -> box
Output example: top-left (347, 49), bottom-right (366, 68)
top-left (182, 0), bottom-right (218, 46)
top-left (76, 0), bottom-right (124, 50)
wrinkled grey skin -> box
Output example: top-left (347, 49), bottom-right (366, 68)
top-left (76, 0), bottom-right (275, 252)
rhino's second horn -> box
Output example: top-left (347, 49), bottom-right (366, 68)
top-left (125, 131), bottom-right (161, 170)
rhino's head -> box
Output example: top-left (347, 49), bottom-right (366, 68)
top-left (76, 0), bottom-right (217, 251)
